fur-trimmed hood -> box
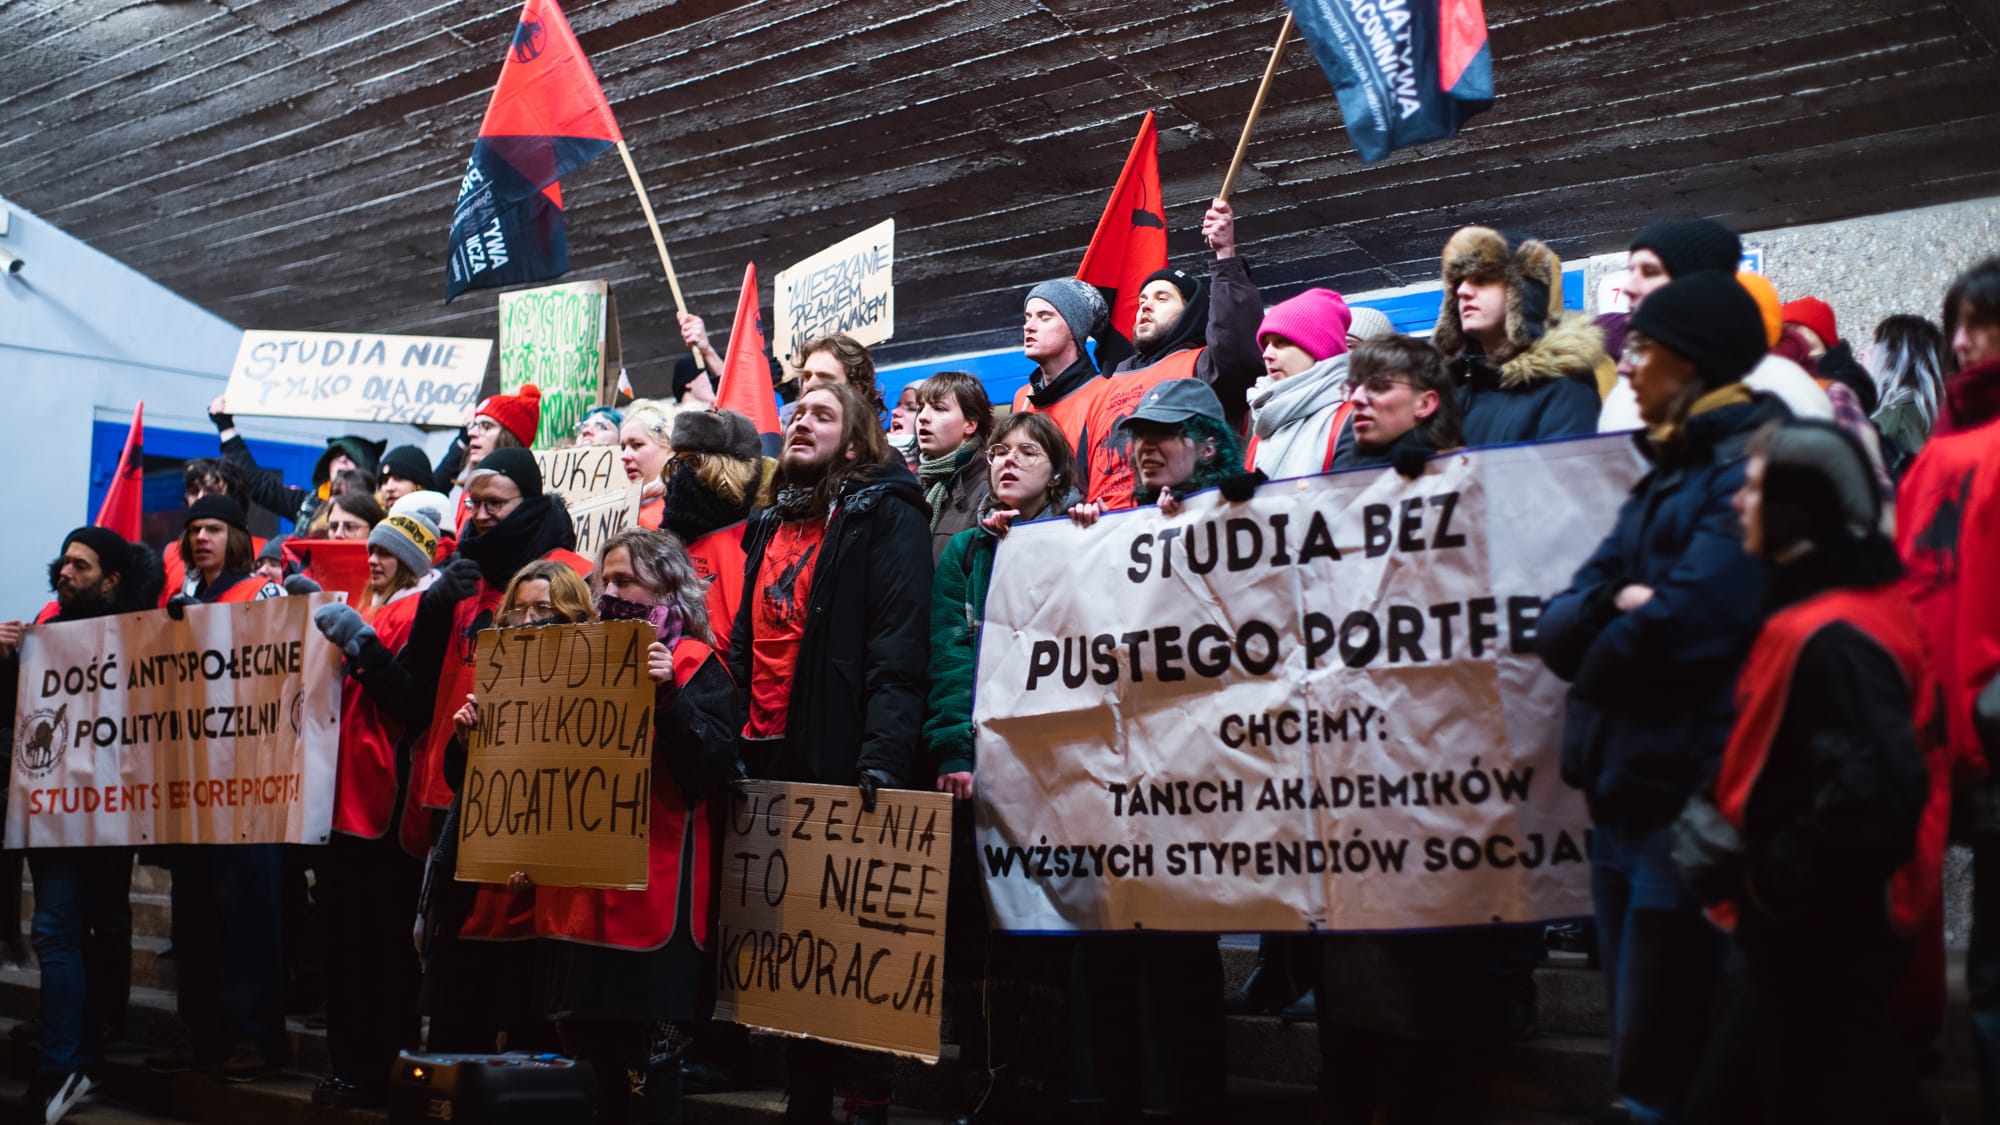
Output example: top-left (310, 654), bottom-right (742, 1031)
top-left (1469, 311), bottom-right (1607, 392)
top-left (1433, 226), bottom-right (1566, 364)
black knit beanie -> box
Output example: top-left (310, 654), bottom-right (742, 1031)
top-left (1141, 267), bottom-right (1203, 305)
top-left (470, 447), bottom-right (543, 500)
top-left (379, 445), bottom-right (438, 493)
top-left (184, 493), bottom-right (249, 532)
top-left (1630, 220), bottom-right (1743, 280)
top-left (61, 527), bottom-right (133, 580)
top-left (1628, 272), bottom-right (1769, 386)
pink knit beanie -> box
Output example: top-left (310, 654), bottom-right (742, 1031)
top-left (1256, 288), bottom-right (1353, 362)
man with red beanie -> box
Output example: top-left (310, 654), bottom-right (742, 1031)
top-left (1247, 287), bottom-right (1354, 478)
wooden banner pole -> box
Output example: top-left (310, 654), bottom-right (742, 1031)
top-left (616, 139), bottom-right (712, 378)
top-left (1218, 12), bottom-right (1295, 203)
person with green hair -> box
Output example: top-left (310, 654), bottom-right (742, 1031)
top-left (1068, 378), bottom-right (1247, 526)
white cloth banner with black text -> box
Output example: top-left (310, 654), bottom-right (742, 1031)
top-left (973, 436), bottom-right (1645, 932)
top-left (8, 596), bottom-right (343, 847)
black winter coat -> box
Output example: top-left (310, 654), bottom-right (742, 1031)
top-left (1537, 392), bottom-right (1790, 823)
top-left (729, 462), bottom-right (932, 787)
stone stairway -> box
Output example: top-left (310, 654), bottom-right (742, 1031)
top-left (0, 861), bottom-right (1978, 1123)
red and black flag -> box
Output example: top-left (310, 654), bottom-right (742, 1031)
top-left (1283, 0), bottom-right (1493, 163)
top-left (1076, 111), bottom-right (1167, 365)
top-left (446, 0), bottom-right (623, 301)
top-left (96, 403), bottom-right (143, 541)
top-left (715, 263), bottom-right (784, 456)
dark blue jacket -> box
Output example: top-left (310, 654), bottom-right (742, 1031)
top-left (1453, 312), bottom-right (1606, 448)
top-left (1537, 392), bottom-right (1791, 823)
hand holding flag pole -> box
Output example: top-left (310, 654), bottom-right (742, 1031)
top-left (1217, 12), bottom-right (1295, 207)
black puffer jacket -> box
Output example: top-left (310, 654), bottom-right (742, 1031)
top-left (729, 461), bottom-right (932, 787)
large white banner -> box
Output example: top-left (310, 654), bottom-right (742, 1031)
top-left (226, 330), bottom-right (492, 426)
top-left (973, 436), bottom-right (1646, 933)
top-left (9, 596), bottom-right (343, 847)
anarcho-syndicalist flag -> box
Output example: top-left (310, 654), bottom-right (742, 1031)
top-left (446, 0), bottom-right (623, 302)
top-left (1075, 111), bottom-right (1168, 366)
top-left (1283, 0), bottom-right (1493, 163)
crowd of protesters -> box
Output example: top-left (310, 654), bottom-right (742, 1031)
top-left (0, 198), bottom-right (1996, 1125)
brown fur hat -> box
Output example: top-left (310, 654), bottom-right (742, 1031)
top-left (1433, 226), bottom-right (1566, 362)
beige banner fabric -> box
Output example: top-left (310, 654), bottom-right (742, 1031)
top-left (973, 436), bottom-right (1647, 933)
top-left (456, 620), bottom-right (656, 889)
top-left (715, 780), bottom-right (951, 1062)
top-left (8, 596), bottom-right (343, 847)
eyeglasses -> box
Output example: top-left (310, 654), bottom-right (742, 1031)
top-left (467, 418), bottom-right (502, 435)
top-left (987, 442), bottom-right (1047, 464)
top-left (1353, 375), bottom-right (1415, 396)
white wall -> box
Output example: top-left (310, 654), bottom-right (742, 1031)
top-left (0, 197), bottom-right (446, 611)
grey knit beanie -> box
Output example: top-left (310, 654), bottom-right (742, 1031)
top-left (1026, 278), bottom-right (1109, 352)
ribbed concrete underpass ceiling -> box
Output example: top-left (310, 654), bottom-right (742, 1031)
top-left (4, 0), bottom-right (1999, 388)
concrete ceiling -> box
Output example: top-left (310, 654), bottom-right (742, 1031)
top-left (5, 0), bottom-right (1999, 393)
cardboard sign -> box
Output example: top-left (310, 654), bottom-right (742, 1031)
top-left (7, 596), bottom-right (343, 847)
top-left (498, 279), bottom-right (623, 450)
top-left (281, 540), bottom-right (371, 607)
top-left (715, 780), bottom-right (951, 1062)
top-left (457, 620), bottom-right (655, 889)
top-left (974, 436), bottom-right (1648, 933)
top-left (773, 219), bottom-right (895, 366)
top-left (225, 330), bottom-right (492, 426)
top-left (533, 446), bottom-right (643, 562)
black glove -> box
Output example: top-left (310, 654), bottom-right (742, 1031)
top-left (283, 574), bottom-right (322, 596)
top-left (209, 404), bottom-right (235, 431)
top-left (1218, 469), bottom-right (1267, 503)
top-left (856, 769), bottom-right (895, 814)
top-left (1670, 796), bottom-right (1744, 906)
top-left (422, 556), bottom-right (481, 612)
top-left (1978, 673), bottom-right (2000, 759)
top-left (165, 593), bottom-right (199, 621)
top-left (1391, 443), bottom-right (1431, 480)
top-left (314, 602), bottom-right (376, 657)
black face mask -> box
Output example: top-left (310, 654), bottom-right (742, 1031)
top-left (661, 461), bottom-right (750, 543)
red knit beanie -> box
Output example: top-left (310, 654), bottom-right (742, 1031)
top-left (1256, 289), bottom-right (1353, 363)
top-left (1779, 297), bottom-right (1838, 348)
top-left (474, 383), bottom-right (541, 447)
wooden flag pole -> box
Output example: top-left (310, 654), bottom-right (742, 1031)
top-left (616, 140), bottom-right (688, 314)
top-left (1218, 12), bottom-right (1295, 203)
top-left (616, 139), bottom-right (713, 376)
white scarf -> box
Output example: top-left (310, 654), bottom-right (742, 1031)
top-left (1248, 353), bottom-right (1350, 478)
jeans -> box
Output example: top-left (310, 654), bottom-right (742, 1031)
top-left (26, 850), bottom-right (132, 1088)
top-left (167, 844), bottom-right (287, 1062)
top-left (1968, 838), bottom-right (2000, 1124)
top-left (1591, 818), bottom-right (1724, 1124)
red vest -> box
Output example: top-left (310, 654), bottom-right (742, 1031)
top-left (212, 576), bottom-right (276, 603)
top-left (1896, 422), bottom-right (2000, 783)
top-left (1708, 586), bottom-right (1945, 937)
top-left (1016, 350), bottom-right (1202, 510)
top-left (332, 593), bottom-right (421, 851)
top-left (686, 522), bottom-right (747, 659)
top-left (34, 601), bottom-right (58, 625)
top-left (162, 539), bottom-right (265, 606)
top-left (535, 639), bottom-right (722, 951)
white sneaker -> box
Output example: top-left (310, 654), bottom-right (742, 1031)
top-left (43, 1072), bottom-right (95, 1125)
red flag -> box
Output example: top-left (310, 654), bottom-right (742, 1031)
top-left (96, 403), bottom-right (143, 541)
top-left (715, 263), bottom-right (782, 456)
top-left (1076, 111), bottom-right (1168, 357)
top-left (447, 0), bottom-right (624, 300)
top-left (283, 540), bottom-right (372, 607)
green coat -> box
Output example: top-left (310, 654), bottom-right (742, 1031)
top-left (923, 524), bottom-right (997, 777)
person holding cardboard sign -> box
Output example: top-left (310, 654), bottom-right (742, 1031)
top-left (730, 382), bottom-right (931, 1125)
top-left (520, 529), bottom-right (737, 1125)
